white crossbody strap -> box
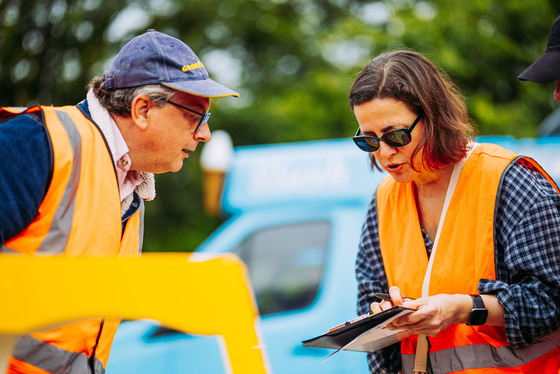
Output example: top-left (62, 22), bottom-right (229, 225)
top-left (413, 143), bottom-right (478, 374)
top-left (421, 143), bottom-right (477, 297)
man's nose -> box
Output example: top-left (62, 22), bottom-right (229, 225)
top-left (195, 123), bottom-right (211, 142)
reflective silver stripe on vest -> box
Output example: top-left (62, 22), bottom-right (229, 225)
top-left (402, 329), bottom-right (560, 374)
top-left (12, 334), bottom-right (105, 374)
top-left (0, 245), bottom-right (20, 253)
top-left (38, 110), bottom-right (82, 254)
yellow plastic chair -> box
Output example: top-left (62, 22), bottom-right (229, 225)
top-left (0, 253), bottom-right (269, 373)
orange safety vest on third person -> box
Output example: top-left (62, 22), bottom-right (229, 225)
top-left (0, 105), bottom-right (143, 374)
top-left (376, 143), bottom-right (560, 374)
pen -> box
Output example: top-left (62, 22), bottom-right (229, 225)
top-left (373, 292), bottom-right (416, 301)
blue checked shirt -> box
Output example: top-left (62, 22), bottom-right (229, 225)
top-left (355, 159), bottom-right (560, 374)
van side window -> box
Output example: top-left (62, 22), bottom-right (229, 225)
top-left (233, 221), bottom-right (330, 316)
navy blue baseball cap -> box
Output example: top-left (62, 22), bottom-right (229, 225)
top-left (518, 15), bottom-right (560, 83)
top-left (103, 29), bottom-right (239, 98)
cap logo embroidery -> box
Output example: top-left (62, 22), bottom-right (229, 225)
top-left (182, 61), bottom-right (205, 72)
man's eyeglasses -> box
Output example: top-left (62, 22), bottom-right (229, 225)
top-left (167, 100), bottom-right (211, 133)
top-left (353, 115), bottom-right (421, 152)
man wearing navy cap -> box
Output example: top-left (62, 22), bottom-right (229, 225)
top-left (518, 15), bottom-right (560, 100)
top-left (0, 30), bottom-right (238, 373)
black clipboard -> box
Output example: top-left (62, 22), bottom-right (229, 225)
top-left (301, 306), bottom-right (415, 352)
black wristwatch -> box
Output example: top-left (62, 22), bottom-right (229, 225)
top-left (466, 294), bottom-right (488, 326)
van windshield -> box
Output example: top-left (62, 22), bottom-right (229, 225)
top-left (233, 221), bottom-right (330, 315)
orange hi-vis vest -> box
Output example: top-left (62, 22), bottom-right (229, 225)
top-left (0, 105), bottom-right (144, 374)
top-left (376, 143), bottom-right (560, 374)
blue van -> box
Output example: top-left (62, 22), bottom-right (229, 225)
top-left (106, 135), bottom-right (560, 374)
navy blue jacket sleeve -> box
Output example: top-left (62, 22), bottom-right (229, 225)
top-left (0, 112), bottom-right (52, 245)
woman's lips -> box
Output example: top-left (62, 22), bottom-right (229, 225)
top-left (386, 163), bottom-right (404, 173)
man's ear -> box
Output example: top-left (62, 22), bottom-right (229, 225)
top-left (130, 94), bottom-right (152, 130)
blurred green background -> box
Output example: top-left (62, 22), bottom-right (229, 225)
top-left (1, 0), bottom-right (559, 252)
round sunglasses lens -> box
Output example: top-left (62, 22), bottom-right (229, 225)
top-left (365, 137), bottom-right (379, 148)
top-left (360, 138), bottom-right (378, 152)
top-left (385, 130), bottom-right (411, 147)
top-left (354, 138), bottom-right (374, 152)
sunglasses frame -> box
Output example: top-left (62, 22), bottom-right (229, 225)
top-left (167, 100), bottom-right (211, 133)
top-left (353, 115), bottom-right (421, 152)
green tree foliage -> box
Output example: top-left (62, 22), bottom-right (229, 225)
top-left (1, 0), bottom-right (559, 251)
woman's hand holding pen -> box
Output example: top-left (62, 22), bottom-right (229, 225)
top-left (370, 286), bottom-right (473, 337)
top-left (370, 286), bottom-right (416, 313)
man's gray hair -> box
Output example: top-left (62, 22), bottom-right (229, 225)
top-left (88, 75), bottom-right (178, 116)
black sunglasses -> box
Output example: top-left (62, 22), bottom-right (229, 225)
top-left (353, 115), bottom-right (421, 152)
top-left (167, 100), bottom-right (211, 133)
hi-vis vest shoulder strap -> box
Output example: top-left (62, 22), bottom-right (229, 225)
top-left (1, 105), bottom-right (143, 374)
top-left (376, 143), bottom-right (560, 373)
top-left (1, 105), bottom-right (142, 256)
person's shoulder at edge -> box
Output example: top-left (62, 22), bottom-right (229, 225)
top-left (505, 158), bottom-right (559, 197)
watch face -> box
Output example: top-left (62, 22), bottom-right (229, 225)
top-left (468, 308), bottom-right (488, 326)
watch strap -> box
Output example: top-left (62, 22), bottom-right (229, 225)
top-left (467, 294), bottom-right (488, 326)
top-left (470, 294), bottom-right (485, 309)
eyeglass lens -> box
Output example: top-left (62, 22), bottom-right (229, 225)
top-left (167, 100), bottom-right (211, 134)
top-left (194, 113), bottom-right (211, 133)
